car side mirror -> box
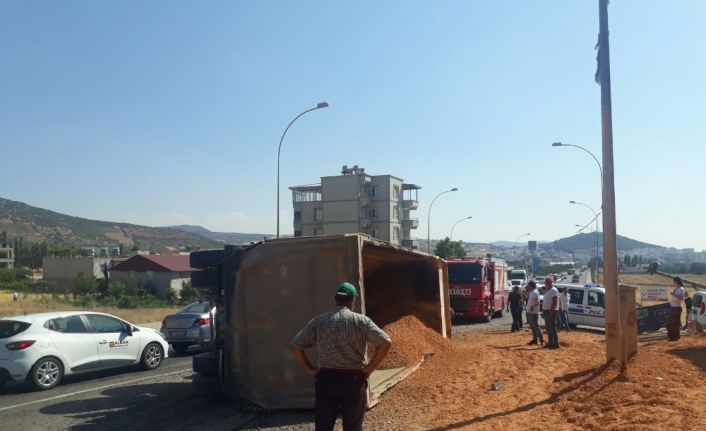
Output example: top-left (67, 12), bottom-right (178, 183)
top-left (126, 326), bottom-right (134, 336)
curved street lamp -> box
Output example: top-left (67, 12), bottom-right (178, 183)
top-left (514, 233), bottom-right (531, 248)
top-left (552, 142), bottom-right (603, 185)
top-left (450, 216), bottom-right (472, 241)
top-left (570, 200), bottom-right (600, 283)
top-left (276, 102), bottom-right (329, 238)
top-left (427, 187), bottom-right (458, 253)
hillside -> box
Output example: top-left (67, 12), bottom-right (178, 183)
top-left (0, 197), bottom-right (222, 251)
top-left (551, 232), bottom-right (662, 252)
top-left (168, 225), bottom-right (265, 245)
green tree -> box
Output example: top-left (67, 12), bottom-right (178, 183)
top-left (623, 255), bottom-right (631, 267)
top-left (434, 237), bottom-right (465, 259)
top-left (632, 255), bottom-right (639, 268)
top-left (179, 280), bottom-right (199, 304)
top-left (71, 272), bottom-right (97, 300)
top-left (688, 262), bottom-right (706, 275)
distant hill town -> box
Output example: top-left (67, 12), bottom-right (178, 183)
top-left (0, 197), bottom-right (700, 265)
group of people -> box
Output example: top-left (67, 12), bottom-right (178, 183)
top-left (507, 276), bottom-right (570, 349)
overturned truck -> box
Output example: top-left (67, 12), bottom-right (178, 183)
top-left (190, 234), bottom-right (451, 409)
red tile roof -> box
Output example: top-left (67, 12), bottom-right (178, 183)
top-left (110, 254), bottom-right (195, 273)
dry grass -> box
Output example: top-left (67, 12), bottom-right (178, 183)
top-left (0, 290), bottom-right (179, 324)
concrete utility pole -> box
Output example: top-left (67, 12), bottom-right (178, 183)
top-left (597, 0), bottom-right (636, 369)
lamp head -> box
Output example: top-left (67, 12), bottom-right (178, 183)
top-left (451, 187), bottom-right (458, 192)
top-left (552, 142), bottom-right (563, 147)
top-left (569, 200), bottom-right (576, 204)
top-left (316, 102), bottom-right (329, 109)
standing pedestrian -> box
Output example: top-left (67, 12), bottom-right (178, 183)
top-left (291, 282), bottom-right (392, 431)
top-left (507, 286), bottom-right (523, 332)
top-left (525, 281), bottom-right (543, 345)
top-left (683, 291), bottom-right (693, 330)
top-left (558, 286), bottom-right (570, 331)
top-left (542, 277), bottom-right (560, 349)
top-left (667, 276), bottom-right (685, 341)
top-left (12, 291), bottom-right (18, 301)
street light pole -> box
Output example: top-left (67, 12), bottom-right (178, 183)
top-left (450, 216), bottom-right (472, 241)
top-left (276, 102), bottom-right (329, 238)
top-left (570, 200), bottom-right (600, 284)
top-left (552, 142), bottom-right (603, 189)
top-left (513, 233), bottom-right (531, 248)
top-left (427, 188), bottom-right (458, 253)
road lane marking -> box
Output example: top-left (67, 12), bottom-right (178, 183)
top-left (0, 368), bottom-right (192, 412)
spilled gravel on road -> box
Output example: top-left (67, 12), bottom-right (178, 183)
top-left (365, 329), bottom-right (706, 430)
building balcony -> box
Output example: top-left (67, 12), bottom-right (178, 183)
top-left (402, 199), bottom-right (418, 210)
top-left (401, 218), bottom-right (419, 229)
top-left (401, 238), bottom-right (419, 249)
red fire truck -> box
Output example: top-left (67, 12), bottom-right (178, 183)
top-left (447, 257), bottom-right (508, 322)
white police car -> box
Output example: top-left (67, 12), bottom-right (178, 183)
top-left (558, 283), bottom-right (606, 328)
top-left (0, 311), bottom-right (169, 390)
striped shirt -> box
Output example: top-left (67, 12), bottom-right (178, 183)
top-left (291, 306), bottom-right (390, 370)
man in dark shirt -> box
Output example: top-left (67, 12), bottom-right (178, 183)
top-left (506, 286), bottom-right (523, 332)
top-left (291, 282), bottom-right (392, 431)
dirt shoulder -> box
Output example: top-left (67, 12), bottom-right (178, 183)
top-left (365, 329), bottom-right (706, 431)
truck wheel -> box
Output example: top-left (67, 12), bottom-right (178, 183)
top-left (482, 301), bottom-right (492, 323)
top-left (493, 299), bottom-right (505, 318)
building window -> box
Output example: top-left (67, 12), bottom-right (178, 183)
top-left (294, 231), bottom-right (302, 237)
top-left (393, 227), bottom-right (400, 240)
top-left (393, 206), bottom-right (399, 221)
top-left (367, 207), bottom-right (377, 219)
top-left (314, 208), bottom-right (323, 221)
top-left (294, 211), bottom-right (302, 221)
top-left (393, 185), bottom-right (400, 199)
top-left (314, 228), bottom-right (323, 236)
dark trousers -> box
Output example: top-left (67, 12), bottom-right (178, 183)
top-left (511, 308), bottom-right (523, 331)
top-left (314, 369), bottom-right (368, 431)
top-left (526, 312), bottom-right (543, 343)
top-left (544, 310), bottom-right (559, 347)
top-left (667, 306), bottom-right (682, 341)
top-left (557, 310), bottom-right (570, 330)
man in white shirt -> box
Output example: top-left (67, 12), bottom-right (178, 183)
top-left (667, 276), bottom-right (685, 341)
top-left (542, 277), bottom-right (560, 349)
top-left (524, 281), bottom-right (544, 345)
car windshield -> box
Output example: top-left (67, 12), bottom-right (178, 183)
top-left (181, 302), bottom-right (211, 314)
top-left (0, 320), bottom-right (31, 339)
top-left (448, 264), bottom-right (482, 283)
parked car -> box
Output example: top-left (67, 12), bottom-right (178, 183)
top-left (687, 291), bottom-right (706, 332)
top-left (0, 311), bottom-right (168, 390)
top-left (160, 301), bottom-right (216, 354)
top-left (571, 274), bottom-right (580, 283)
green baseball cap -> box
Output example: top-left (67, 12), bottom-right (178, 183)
top-left (336, 282), bottom-right (358, 298)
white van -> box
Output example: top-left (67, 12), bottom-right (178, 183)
top-left (688, 291), bottom-right (706, 330)
top-left (557, 284), bottom-right (606, 328)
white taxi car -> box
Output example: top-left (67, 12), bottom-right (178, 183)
top-left (1, 311), bottom-right (169, 390)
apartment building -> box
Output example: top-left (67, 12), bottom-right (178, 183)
top-left (290, 165), bottom-right (421, 249)
top-left (0, 247), bottom-right (13, 269)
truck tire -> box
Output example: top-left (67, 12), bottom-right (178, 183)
top-left (493, 299), bottom-right (505, 318)
top-left (482, 301), bottom-right (492, 323)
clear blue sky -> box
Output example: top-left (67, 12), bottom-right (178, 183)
top-left (2, 1), bottom-right (705, 250)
